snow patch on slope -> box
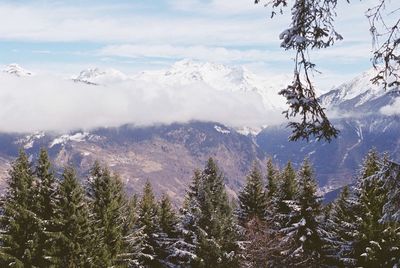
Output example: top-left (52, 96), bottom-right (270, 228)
top-left (135, 59), bottom-right (286, 112)
top-left (50, 132), bottom-right (90, 148)
top-left (73, 68), bottom-right (128, 85)
top-left (16, 132), bottom-right (45, 149)
top-left (214, 125), bottom-right (230, 134)
top-left (2, 64), bottom-right (33, 77)
top-left (320, 68), bottom-right (398, 109)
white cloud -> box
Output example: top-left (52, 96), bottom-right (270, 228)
top-left (0, 3), bottom-right (277, 46)
top-left (168, 0), bottom-right (263, 15)
top-left (0, 72), bottom-right (282, 133)
top-left (98, 44), bottom-right (287, 63)
top-left (380, 98), bottom-right (400, 116)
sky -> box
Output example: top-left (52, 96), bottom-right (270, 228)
top-left (0, 0), bottom-right (397, 133)
top-left (0, 0), bottom-right (387, 89)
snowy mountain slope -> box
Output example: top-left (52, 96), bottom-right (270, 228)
top-left (135, 59), bottom-right (287, 111)
top-left (72, 60), bottom-right (286, 112)
top-left (2, 64), bottom-right (33, 77)
top-left (72, 68), bottom-right (128, 85)
top-left (320, 69), bottom-right (400, 113)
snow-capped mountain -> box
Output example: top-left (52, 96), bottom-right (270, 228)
top-left (73, 68), bottom-right (128, 85)
top-left (135, 59), bottom-right (287, 111)
top-left (71, 60), bottom-right (286, 111)
top-left (2, 64), bottom-right (33, 77)
top-left (320, 69), bottom-right (400, 114)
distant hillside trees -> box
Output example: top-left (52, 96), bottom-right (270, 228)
top-left (0, 149), bottom-right (399, 267)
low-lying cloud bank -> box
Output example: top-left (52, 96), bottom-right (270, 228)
top-left (0, 73), bottom-right (283, 133)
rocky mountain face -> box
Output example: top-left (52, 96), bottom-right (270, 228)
top-left (0, 122), bottom-right (264, 204)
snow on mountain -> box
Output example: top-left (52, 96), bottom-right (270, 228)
top-left (320, 68), bottom-right (400, 112)
top-left (2, 64), bottom-right (33, 77)
top-left (214, 125), bottom-right (231, 134)
top-left (135, 59), bottom-right (287, 111)
top-left (15, 132), bottom-right (45, 149)
top-left (73, 68), bottom-right (128, 85)
top-left (72, 60), bottom-right (286, 112)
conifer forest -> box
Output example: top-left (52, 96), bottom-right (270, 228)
top-left (0, 148), bottom-right (399, 267)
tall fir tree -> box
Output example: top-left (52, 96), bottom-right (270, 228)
top-left (237, 164), bottom-right (268, 225)
top-left (280, 159), bottom-right (328, 267)
top-left (193, 158), bottom-right (239, 268)
top-left (170, 170), bottom-right (202, 267)
top-left (120, 194), bottom-right (146, 268)
top-left (157, 194), bottom-right (179, 267)
top-left (87, 162), bottom-right (131, 267)
top-left (137, 181), bottom-right (160, 266)
top-left (158, 194), bottom-right (178, 237)
top-left (351, 149), bottom-right (399, 267)
top-left (54, 166), bottom-right (93, 267)
top-left (0, 150), bottom-right (38, 267)
top-left (265, 158), bottom-right (278, 200)
top-left (274, 161), bottom-right (297, 229)
top-left (327, 186), bottom-right (358, 266)
top-left (31, 148), bottom-right (60, 267)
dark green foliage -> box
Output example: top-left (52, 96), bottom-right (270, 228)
top-left (192, 158), bottom-right (239, 268)
top-left (31, 148), bottom-right (59, 267)
top-left (0, 150), bottom-right (37, 267)
top-left (274, 161), bottom-right (297, 228)
top-left (237, 164), bottom-right (268, 224)
top-left (87, 162), bottom-right (128, 267)
top-left (266, 158), bottom-right (278, 200)
top-left (351, 150), bottom-right (399, 267)
top-left (138, 181), bottom-right (159, 235)
top-left (137, 181), bottom-right (160, 266)
top-left (54, 166), bottom-right (93, 267)
top-left (158, 194), bottom-right (178, 237)
top-left (280, 159), bottom-right (327, 266)
top-left (328, 186), bottom-right (358, 266)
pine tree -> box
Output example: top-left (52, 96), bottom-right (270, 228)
top-left (274, 161), bottom-right (297, 229)
top-left (159, 194), bottom-right (178, 237)
top-left (120, 194), bottom-right (146, 268)
top-left (237, 164), bottom-right (268, 225)
top-left (327, 186), bottom-right (358, 266)
top-left (87, 162), bottom-right (130, 267)
top-left (31, 148), bottom-right (59, 267)
top-left (169, 170), bottom-right (202, 267)
top-left (157, 194), bottom-right (180, 267)
top-left (377, 157), bottom-right (400, 266)
top-left (280, 159), bottom-right (327, 267)
top-left (266, 158), bottom-right (278, 200)
top-left (0, 150), bottom-right (38, 267)
top-left (137, 181), bottom-right (160, 266)
top-left (54, 166), bottom-right (93, 267)
top-left (193, 158), bottom-right (239, 268)
top-left (352, 150), bottom-right (400, 267)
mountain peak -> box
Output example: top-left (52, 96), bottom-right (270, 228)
top-left (73, 67), bottom-right (128, 85)
top-left (2, 64), bottom-right (33, 77)
top-left (320, 68), bottom-right (399, 111)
